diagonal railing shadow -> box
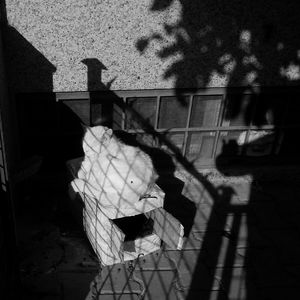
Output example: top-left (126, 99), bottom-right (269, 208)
top-left (77, 86), bottom-right (300, 299)
top-left (67, 84), bottom-right (236, 299)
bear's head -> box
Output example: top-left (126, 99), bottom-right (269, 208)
top-left (82, 125), bottom-right (113, 158)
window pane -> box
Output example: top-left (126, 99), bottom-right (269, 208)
top-left (91, 96), bottom-right (114, 126)
top-left (190, 95), bottom-right (221, 127)
top-left (216, 131), bottom-right (244, 156)
top-left (223, 93), bottom-right (288, 127)
top-left (161, 132), bottom-right (185, 153)
top-left (62, 99), bottom-right (90, 126)
top-left (126, 97), bottom-right (157, 130)
top-left (216, 130), bottom-right (275, 157)
top-left (112, 104), bottom-right (124, 130)
top-left (243, 130), bottom-right (275, 156)
top-left (158, 96), bottom-right (189, 129)
top-left (136, 134), bottom-right (158, 147)
top-left (251, 94), bottom-right (286, 126)
top-left (186, 132), bottom-right (216, 160)
top-left (222, 94), bottom-right (253, 126)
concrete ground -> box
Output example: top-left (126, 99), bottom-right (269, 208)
top-left (15, 165), bottom-right (300, 300)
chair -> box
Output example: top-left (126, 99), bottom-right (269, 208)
top-left (66, 157), bottom-right (183, 266)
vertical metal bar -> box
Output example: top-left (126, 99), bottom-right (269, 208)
top-left (154, 96), bottom-right (161, 147)
top-left (273, 129), bottom-right (284, 155)
top-left (182, 94), bottom-right (193, 156)
top-left (240, 93), bottom-right (257, 155)
top-left (212, 95), bottom-right (225, 159)
top-left (216, 95), bottom-right (225, 127)
top-left (154, 95), bottom-right (160, 130)
top-left (212, 130), bottom-right (220, 160)
top-left (88, 92), bottom-right (92, 126)
top-left (122, 97), bottom-right (126, 130)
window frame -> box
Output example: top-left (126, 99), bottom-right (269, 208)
top-left (56, 87), bottom-right (297, 168)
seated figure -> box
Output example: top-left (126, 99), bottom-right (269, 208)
top-left (68, 125), bottom-right (183, 266)
top-left (72, 125), bottom-right (160, 212)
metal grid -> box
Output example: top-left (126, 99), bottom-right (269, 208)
top-left (0, 112), bottom-right (8, 191)
top-left (56, 88), bottom-right (297, 167)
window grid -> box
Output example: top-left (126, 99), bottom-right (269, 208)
top-left (56, 89), bottom-right (298, 166)
top-left (182, 95), bottom-right (193, 156)
top-left (154, 96), bottom-right (160, 130)
top-left (212, 94), bottom-right (226, 159)
top-left (241, 94), bottom-right (259, 156)
top-left (120, 93), bottom-right (279, 163)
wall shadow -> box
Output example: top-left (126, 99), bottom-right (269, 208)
top-left (136, 0), bottom-right (300, 299)
top-left (4, 26), bottom-right (56, 93)
top-left (138, 0), bottom-right (300, 103)
top-left (4, 26), bottom-right (87, 171)
top-left (115, 130), bottom-right (197, 238)
top-left (81, 58), bottom-right (198, 239)
top-left (78, 58), bottom-right (226, 299)
top-left (1, 16), bottom-right (91, 300)
top-left (3, 0), bottom-right (300, 297)
top-left (214, 135), bottom-right (300, 299)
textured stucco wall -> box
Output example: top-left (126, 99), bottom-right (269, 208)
top-left (4, 0), bottom-right (300, 92)
top-left (5, 0), bottom-right (182, 92)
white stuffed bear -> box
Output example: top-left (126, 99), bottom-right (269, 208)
top-left (72, 125), bottom-right (157, 210)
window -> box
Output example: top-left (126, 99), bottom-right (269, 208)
top-left (59, 99), bottom-right (90, 132)
top-left (158, 96), bottom-right (189, 129)
top-left (190, 95), bottom-right (221, 127)
top-left (126, 97), bottom-right (157, 129)
top-left (55, 88), bottom-right (298, 167)
top-left (186, 132), bottom-right (216, 160)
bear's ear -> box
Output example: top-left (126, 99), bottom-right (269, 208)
top-left (102, 128), bottom-right (113, 143)
top-left (106, 128), bottom-right (113, 137)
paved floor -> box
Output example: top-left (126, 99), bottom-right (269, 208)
top-left (16, 166), bottom-right (300, 299)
